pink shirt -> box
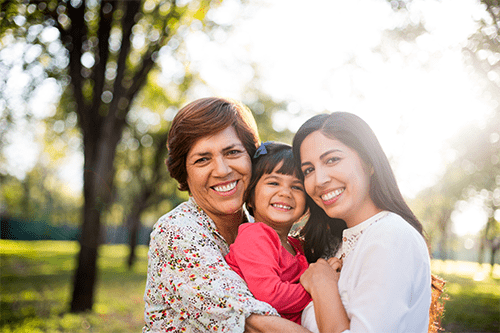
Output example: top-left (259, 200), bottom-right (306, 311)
top-left (225, 222), bottom-right (312, 324)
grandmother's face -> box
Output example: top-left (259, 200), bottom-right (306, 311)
top-left (185, 126), bottom-right (252, 221)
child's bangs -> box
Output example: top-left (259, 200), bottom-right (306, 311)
top-left (261, 149), bottom-right (302, 180)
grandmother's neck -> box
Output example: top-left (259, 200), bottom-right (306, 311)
top-left (212, 210), bottom-right (245, 245)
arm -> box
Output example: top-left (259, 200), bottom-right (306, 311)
top-left (300, 259), bottom-right (350, 333)
top-left (245, 314), bottom-right (312, 333)
top-left (144, 215), bottom-right (277, 332)
top-left (226, 223), bottom-right (311, 314)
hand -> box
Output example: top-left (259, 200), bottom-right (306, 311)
top-left (300, 258), bottom-right (339, 295)
top-left (327, 257), bottom-right (343, 272)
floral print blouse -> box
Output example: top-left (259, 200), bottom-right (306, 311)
top-left (143, 197), bottom-right (278, 332)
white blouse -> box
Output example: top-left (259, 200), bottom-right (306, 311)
top-left (302, 211), bottom-right (431, 333)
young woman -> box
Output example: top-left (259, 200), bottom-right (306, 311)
top-left (292, 112), bottom-right (432, 333)
top-left (225, 142), bottom-right (311, 324)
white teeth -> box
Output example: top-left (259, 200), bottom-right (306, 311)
top-left (213, 181), bottom-right (237, 192)
top-left (272, 203), bottom-right (292, 210)
top-left (321, 188), bottom-right (345, 201)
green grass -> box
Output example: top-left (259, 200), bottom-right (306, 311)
top-left (1, 240), bottom-right (499, 332)
top-left (0, 240), bottom-right (148, 333)
top-left (431, 260), bottom-right (500, 332)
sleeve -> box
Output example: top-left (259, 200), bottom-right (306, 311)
top-left (144, 217), bottom-right (278, 333)
top-left (225, 223), bottom-right (312, 315)
top-left (342, 222), bottom-right (431, 333)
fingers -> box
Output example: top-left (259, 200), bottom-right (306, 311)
top-left (300, 259), bottom-right (333, 292)
top-left (327, 257), bottom-right (343, 272)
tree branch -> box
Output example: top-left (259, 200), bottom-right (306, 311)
top-left (66, 1), bottom-right (88, 137)
top-left (484, 2), bottom-right (500, 38)
top-left (108, 0), bottom-right (141, 119)
top-left (91, 0), bottom-right (116, 111)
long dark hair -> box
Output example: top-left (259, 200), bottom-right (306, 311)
top-left (292, 112), bottom-right (424, 263)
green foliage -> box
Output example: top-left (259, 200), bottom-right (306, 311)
top-left (1, 165), bottom-right (82, 225)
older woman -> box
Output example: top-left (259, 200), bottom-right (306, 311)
top-left (143, 97), bottom-right (309, 333)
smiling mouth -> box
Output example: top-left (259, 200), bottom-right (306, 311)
top-left (212, 181), bottom-right (238, 193)
top-left (271, 203), bottom-right (292, 210)
top-left (321, 188), bottom-right (345, 202)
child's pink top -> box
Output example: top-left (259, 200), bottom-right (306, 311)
top-left (225, 222), bottom-right (311, 324)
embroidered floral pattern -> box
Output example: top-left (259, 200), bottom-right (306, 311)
top-left (335, 211), bottom-right (389, 260)
top-left (143, 197), bottom-right (277, 332)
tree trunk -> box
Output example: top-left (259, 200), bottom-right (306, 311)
top-left (127, 209), bottom-right (141, 269)
top-left (70, 169), bottom-right (102, 312)
top-left (70, 130), bottom-right (120, 312)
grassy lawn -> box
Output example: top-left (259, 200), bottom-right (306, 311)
top-left (1, 240), bottom-right (499, 332)
top-left (1, 240), bottom-right (147, 333)
top-left (432, 260), bottom-right (500, 333)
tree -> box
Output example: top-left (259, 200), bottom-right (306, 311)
top-left (112, 69), bottom-right (297, 268)
top-left (411, 0), bottom-right (500, 262)
top-left (1, 0), bottom-right (224, 312)
top-left (455, 0), bottom-right (500, 264)
top-left (111, 73), bottom-right (189, 269)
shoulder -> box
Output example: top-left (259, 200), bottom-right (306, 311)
top-left (363, 212), bottom-right (428, 254)
top-left (237, 222), bottom-right (280, 241)
top-left (368, 213), bottom-right (422, 239)
top-left (150, 200), bottom-right (209, 238)
top-left (288, 236), bottom-right (304, 253)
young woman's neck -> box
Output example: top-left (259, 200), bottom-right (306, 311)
top-left (344, 203), bottom-right (383, 229)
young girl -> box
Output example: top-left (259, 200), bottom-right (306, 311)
top-left (225, 142), bottom-right (312, 325)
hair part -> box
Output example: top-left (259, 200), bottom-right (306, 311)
top-left (292, 112), bottom-right (424, 263)
top-left (245, 142), bottom-right (304, 217)
top-left (166, 97), bottom-right (260, 192)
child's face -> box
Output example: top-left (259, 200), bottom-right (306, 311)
top-left (252, 164), bottom-right (306, 228)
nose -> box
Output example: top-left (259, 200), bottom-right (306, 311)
top-left (213, 156), bottom-right (231, 177)
top-left (278, 186), bottom-right (292, 198)
top-left (314, 166), bottom-right (331, 188)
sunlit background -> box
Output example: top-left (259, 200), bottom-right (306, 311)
top-left (0, 0), bottom-right (499, 331)
top-left (3, 0), bottom-right (498, 235)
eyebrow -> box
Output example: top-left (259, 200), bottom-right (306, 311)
top-left (301, 149), bottom-right (341, 167)
top-left (262, 174), bottom-right (280, 180)
top-left (189, 143), bottom-right (243, 158)
top-left (222, 143), bottom-right (243, 152)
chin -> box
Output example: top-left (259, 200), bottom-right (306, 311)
top-left (221, 202), bottom-right (243, 215)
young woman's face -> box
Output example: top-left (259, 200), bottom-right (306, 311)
top-left (251, 163), bottom-right (306, 230)
top-left (186, 126), bottom-right (252, 221)
top-left (299, 131), bottom-right (379, 227)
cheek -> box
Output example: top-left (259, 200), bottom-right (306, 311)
top-left (297, 195), bottom-right (307, 214)
top-left (240, 159), bottom-right (252, 180)
top-left (304, 178), bottom-right (315, 197)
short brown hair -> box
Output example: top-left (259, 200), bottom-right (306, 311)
top-left (166, 97), bottom-right (260, 192)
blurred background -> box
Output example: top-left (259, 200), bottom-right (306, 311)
top-left (0, 0), bottom-right (499, 332)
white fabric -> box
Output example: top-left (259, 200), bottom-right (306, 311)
top-left (302, 212), bottom-right (431, 333)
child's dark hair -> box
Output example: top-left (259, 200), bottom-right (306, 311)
top-left (245, 142), bottom-right (304, 217)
